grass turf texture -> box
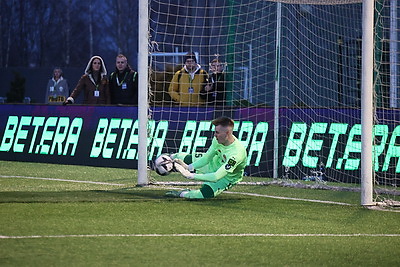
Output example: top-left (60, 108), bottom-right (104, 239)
top-left (1, 161), bottom-right (399, 266)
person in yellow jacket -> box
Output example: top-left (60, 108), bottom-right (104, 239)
top-left (168, 52), bottom-right (208, 106)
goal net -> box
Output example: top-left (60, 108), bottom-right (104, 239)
top-left (145, 0), bottom-right (400, 206)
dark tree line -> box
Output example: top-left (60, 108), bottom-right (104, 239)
top-left (0, 0), bottom-right (139, 68)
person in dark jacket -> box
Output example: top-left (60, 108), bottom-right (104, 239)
top-left (201, 58), bottom-right (226, 106)
top-left (109, 54), bottom-right (138, 105)
top-left (64, 56), bottom-right (110, 105)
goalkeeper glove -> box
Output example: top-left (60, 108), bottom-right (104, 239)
top-left (174, 160), bottom-right (194, 179)
top-left (174, 159), bottom-right (188, 169)
top-left (174, 158), bottom-right (194, 172)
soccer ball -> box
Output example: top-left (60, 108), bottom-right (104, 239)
top-left (154, 154), bottom-right (174, 176)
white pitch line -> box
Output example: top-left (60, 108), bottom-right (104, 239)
top-left (224, 191), bottom-right (353, 206)
top-left (0, 175), bottom-right (125, 186)
top-left (1, 233), bottom-right (399, 239)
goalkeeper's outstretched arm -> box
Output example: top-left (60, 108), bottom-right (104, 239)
top-left (192, 166), bottom-right (227, 182)
top-left (174, 158), bottom-right (227, 182)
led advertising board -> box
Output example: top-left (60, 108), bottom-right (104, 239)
top-left (0, 105), bottom-right (399, 182)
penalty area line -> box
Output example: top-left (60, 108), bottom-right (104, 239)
top-left (1, 233), bottom-right (399, 239)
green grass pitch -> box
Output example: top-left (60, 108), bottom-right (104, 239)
top-left (0, 161), bottom-right (399, 266)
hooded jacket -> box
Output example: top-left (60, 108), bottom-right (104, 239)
top-left (67, 56), bottom-right (110, 105)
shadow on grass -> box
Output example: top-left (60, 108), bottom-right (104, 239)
top-left (0, 187), bottom-right (246, 203)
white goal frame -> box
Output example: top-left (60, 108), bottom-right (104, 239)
top-left (137, 0), bottom-right (149, 186)
top-left (360, 0), bottom-right (374, 206)
top-left (138, 0), bottom-right (377, 206)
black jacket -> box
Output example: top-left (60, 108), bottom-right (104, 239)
top-left (200, 72), bottom-right (226, 106)
top-left (109, 67), bottom-right (138, 105)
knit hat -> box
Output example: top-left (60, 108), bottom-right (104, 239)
top-left (184, 52), bottom-right (197, 63)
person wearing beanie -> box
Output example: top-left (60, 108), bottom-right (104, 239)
top-left (64, 56), bottom-right (110, 105)
top-left (184, 52), bottom-right (197, 63)
top-left (168, 52), bottom-right (208, 106)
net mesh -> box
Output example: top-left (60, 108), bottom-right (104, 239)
top-left (147, 0), bottom-right (399, 206)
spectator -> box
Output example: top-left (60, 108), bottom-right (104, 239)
top-left (45, 67), bottom-right (69, 104)
top-left (168, 52), bottom-right (208, 106)
top-left (109, 54), bottom-right (138, 105)
top-left (201, 58), bottom-right (226, 106)
top-left (64, 56), bottom-right (110, 105)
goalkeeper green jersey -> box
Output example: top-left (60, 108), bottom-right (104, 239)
top-left (191, 136), bottom-right (247, 183)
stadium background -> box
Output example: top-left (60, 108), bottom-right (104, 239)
top-left (0, 1), bottom-right (374, 107)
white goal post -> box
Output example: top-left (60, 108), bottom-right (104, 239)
top-left (360, 0), bottom-right (374, 206)
top-left (137, 0), bottom-right (149, 186)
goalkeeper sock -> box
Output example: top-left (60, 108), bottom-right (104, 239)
top-left (180, 189), bottom-right (204, 199)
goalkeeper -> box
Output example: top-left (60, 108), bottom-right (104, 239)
top-left (166, 117), bottom-right (247, 199)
